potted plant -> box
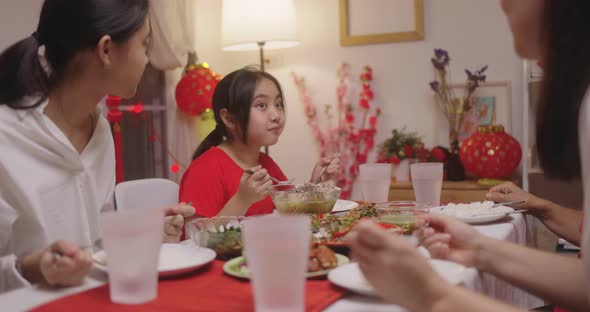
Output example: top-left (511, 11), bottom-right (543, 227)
top-left (376, 128), bottom-right (428, 181)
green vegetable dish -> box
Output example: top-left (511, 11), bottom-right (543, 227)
top-left (206, 227), bottom-right (243, 260)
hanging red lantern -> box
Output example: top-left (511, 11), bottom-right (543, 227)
top-left (175, 58), bottom-right (222, 116)
top-left (459, 125), bottom-right (522, 179)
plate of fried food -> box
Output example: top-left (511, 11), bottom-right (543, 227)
top-left (223, 243), bottom-right (349, 279)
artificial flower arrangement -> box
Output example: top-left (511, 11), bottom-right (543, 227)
top-left (376, 127), bottom-right (447, 165)
top-left (429, 48), bottom-right (488, 148)
top-left (292, 63), bottom-right (379, 199)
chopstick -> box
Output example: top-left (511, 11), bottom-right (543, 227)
top-left (472, 209), bottom-right (528, 217)
top-left (492, 200), bottom-right (526, 208)
top-left (315, 167), bottom-right (327, 184)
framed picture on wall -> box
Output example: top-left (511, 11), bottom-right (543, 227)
top-left (339, 0), bottom-right (424, 46)
top-left (434, 81), bottom-right (512, 145)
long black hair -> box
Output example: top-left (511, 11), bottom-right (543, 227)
top-left (536, 0), bottom-right (590, 180)
top-left (0, 0), bottom-right (150, 109)
top-left (192, 66), bottom-right (285, 160)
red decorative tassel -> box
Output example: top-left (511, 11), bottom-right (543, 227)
top-left (112, 123), bottom-right (124, 183)
top-left (106, 96), bottom-right (124, 183)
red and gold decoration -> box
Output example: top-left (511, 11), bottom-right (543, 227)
top-left (175, 62), bottom-right (221, 116)
top-left (175, 52), bottom-right (221, 140)
top-left (459, 125), bottom-right (522, 179)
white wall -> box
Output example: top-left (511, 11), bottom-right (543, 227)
top-left (0, 0), bottom-right (42, 51)
top-left (0, 0), bottom-right (523, 200)
top-left (193, 0), bottom-right (523, 198)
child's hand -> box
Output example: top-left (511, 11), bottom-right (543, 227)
top-left (311, 153), bottom-right (340, 183)
top-left (162, 203), bottom-right (196, 243)
top-left (237, 165), bottom-right (273, 206)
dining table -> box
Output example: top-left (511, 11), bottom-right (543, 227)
top-left (0, 213), bottom-right (544, 311)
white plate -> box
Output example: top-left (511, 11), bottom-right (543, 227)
top-left (429, 206), bottom-right (511, 224)
top-left (92, 243), bottom-right (216, 278)
top-left (328, 259), bottom-right (465, 297)
top-left (331, 199), bottom-right (359, 213)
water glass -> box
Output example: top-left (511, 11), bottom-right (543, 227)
top-left (375, 201), bottom-right (430, 245)
top-left (358, 163), bottom-right (392, 203)
top-left (410, 163), bottom-right (443, 206)
top-left (99, 208), bottom-right (164, 304)
top-left (243, 215), bottom-right (311, 312)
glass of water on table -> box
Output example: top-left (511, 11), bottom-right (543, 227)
top-left (375, 201), bottom-right (430, 245)
top-left (410, 162), bottom-right (443, 207)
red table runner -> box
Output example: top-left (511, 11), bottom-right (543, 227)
top-left (31, 260), bottom-right (346, 312)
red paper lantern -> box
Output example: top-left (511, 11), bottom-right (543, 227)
top-left (459, 125), bottom-right (522, 179)
top-left (175, 63), bottom-right (222, 116)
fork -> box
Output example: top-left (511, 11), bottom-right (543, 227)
top-left (244, 169), bottom-right (295, 185)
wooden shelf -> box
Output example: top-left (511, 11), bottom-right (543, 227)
top-left (389, 180), bottom-right (503, 203)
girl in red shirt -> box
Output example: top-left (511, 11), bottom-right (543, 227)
top-left (179, 67), bottom-right (339, 217)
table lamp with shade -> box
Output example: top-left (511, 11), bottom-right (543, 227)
top-left (221, 0), bottom-right (300, 154)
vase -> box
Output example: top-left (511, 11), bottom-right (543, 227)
top-left (392, 158), bottom-right (411, 182)
top-left (446, 139), bottom-right (465, 181)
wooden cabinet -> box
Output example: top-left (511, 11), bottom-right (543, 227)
top-left (388, 180), bottom-right (493, 203)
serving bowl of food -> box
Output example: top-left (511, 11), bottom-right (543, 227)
top-left (270, 183), bottom-right (341, 214)
top-left (185, 216), bottom-right (249, 260)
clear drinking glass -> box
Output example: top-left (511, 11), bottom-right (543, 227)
top-left (375, 201), bottom-right (430, 245)
top-left (410, 162), bottom-right (444, 206)
top-left (358, 163), bottom-right (392, 203)
top-left (242, 215), bottom-right (311, 312)
top-left (99, 208), bottom-right (164, 304)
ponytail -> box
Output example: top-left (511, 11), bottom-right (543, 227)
top-left (0, 0), bottom-right (150, 110)
top-left (192, 127), bottom-right (224, 160)
top-left (0, 35), bottom-right (51, 108)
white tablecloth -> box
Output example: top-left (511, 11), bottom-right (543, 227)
top-left (0, 214), bottom-right (544, 311)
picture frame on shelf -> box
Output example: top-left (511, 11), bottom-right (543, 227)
top-left (339, 0), bottom-right (424, 46)
top-left (434, 81), bottom-right (513, 145)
